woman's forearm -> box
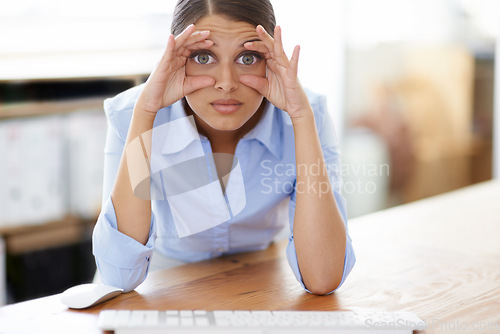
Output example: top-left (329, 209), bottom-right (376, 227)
top-left (110, 109), bottom-right (156, 245)
top-left (108, 25), bottom-right (214, 245)
top-left (291, 109), bottom-right (347, 295)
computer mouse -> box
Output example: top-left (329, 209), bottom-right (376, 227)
top-left (60, 283), bottom-right (123, 309)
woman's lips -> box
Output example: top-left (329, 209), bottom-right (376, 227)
top-left (211, 99), bottom-right (242, 114)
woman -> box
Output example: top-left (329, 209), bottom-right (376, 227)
top-left (93, 0), bottom-right (355, 295)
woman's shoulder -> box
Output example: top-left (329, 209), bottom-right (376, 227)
top-left (103, 84), bottom-right (178, 140)
top-left (304, 88), bottom-right (328, 118)
top-left (102, 84), bottom-right (144, 140)
top-left (104, 84), bottom-right (145, 116)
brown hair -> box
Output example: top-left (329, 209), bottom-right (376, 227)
top-left (171, 0), bottom-right (276, 37)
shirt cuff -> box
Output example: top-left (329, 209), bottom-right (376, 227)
top-left (286, 233), bottom-right (356, 295)
top-left (92, 197), bottom-right (157, 270)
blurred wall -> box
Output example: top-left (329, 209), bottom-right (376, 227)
top-left (342, 0), bottom-right (497, 215)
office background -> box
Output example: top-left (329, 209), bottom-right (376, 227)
top-left (0, 0), bottom-right (498, 304)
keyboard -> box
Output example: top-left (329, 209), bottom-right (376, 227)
top-left (98, 309), bottom-right (426, 333)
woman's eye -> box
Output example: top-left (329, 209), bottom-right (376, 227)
top-left (236, 54), bottom-right (258, 65)
top-left (193, 53), bottom-right (216, 64)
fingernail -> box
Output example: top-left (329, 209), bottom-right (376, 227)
top-left (200, 30), bottom-right (210, 36)
top-left (183, 24), bottom-right (194, 32)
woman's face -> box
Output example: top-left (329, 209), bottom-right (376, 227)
top-left (185, 15), bottom-right (266, 133)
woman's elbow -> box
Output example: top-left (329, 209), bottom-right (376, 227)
top-left (96, 263), bottom-right (148, 293)
top-left (306, 284), bottom-right (339, 296)
top-left (305, 276), bottom-right (342, 296)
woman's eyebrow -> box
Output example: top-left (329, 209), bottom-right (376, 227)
top-left (241, 38), bottom-right (261, 46)
top-left (206, 38), bottom-right (262, 48)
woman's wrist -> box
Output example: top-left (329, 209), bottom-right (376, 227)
top-left (123, 106), bottom-right (158, 147)
top-left (290, 106), bottom-right (315, 128)
top-left (133, 105), bottom-right (158, 123)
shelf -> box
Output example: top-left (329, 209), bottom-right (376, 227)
top-left (0, 65), bottom-right (142, 254)
top-left (0, 216), bottom-right (96, 255)
top-left (0, 97), bottom-right (106, 120)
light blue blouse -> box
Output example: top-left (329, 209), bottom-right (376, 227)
top-left (92, 84), bottom-right (355, 293)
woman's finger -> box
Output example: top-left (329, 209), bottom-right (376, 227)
top-left (272, 26), bottom-right (291, 66)
top-left (181, 30), bottom-right (211, 49)
top-left (157, 34), bottom-right (176, 70)
top-left (255, 25), bottom-right (275, 52)
top-left (173, 24), bottom-right (197, 49)
top-left (243, 41), bottom-right (270, 58)
top-left (239, 74), bottom-right (269, 97)
top-left (256, 25), bottom-right (290, 67)
top-left (178, 39), bottom-right (214, 58)
top-left (184, 75), bottom-right (216, 95)
top-left (273, 26), bottom-right (287, 59)
top-left (289, 45), bottom-right (300, 77)
top-left (156, 26), bottom-right (200, 73)
top-left (174, 24), bottom-right (211, 54)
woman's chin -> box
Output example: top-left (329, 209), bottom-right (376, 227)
top-left (205, 121), bottom-right (245, 132)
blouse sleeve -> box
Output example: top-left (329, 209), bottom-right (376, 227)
top-left (92, 92), bottom-right (157, 292)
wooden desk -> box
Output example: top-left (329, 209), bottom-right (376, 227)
top-left (1, 180), bottom-right (499, 333)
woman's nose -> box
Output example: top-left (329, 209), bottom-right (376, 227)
top-left (214, 62), bottom-right (238, 92)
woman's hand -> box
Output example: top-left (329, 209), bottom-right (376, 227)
top-left (239, 25), bottom-right (311, 121)
top-left (135, 24), bottom-right (215, 118)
